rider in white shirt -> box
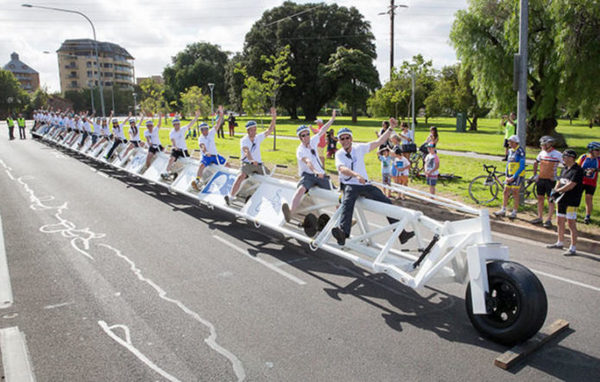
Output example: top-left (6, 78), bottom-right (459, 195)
top-left (191, 106), bottom-right (227, 190)
top-left (160, 110), bottom-right (199, 179)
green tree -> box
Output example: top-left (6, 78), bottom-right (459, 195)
top-left (367, 55), bottom-right (435, 123)
top-left (0, 70), bottom-right (29, 118)
top-left (179, 86), bottom-right (210, 118)
top-left (450, 0), bottom-right (600, 145)
top-left (163, 42), bottom-right (229, 110)
top-left (139, 78), bottom-right (166, 115)
top-left (324, 47), bottom-right (380, 123)
top-left (225, 53), bottom-right (245, 112)
top-left (243, 1), bottom-right (376, 120)
top-left (425, 64), bottom-right (489, 130)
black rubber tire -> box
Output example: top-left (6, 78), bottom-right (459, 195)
top-left (468, 175), bottom-right (500, 205)
top-left (466, 260), bottom-right (547, 346)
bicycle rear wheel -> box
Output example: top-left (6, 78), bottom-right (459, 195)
top-left (469, 175), bottom-right (501, 205)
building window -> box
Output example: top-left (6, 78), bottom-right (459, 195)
top-left (87, 61), bottom-right (92, 68)
top-left (71, 81), bottom-right (77, 87)
top-left (87, 71), bottom-right (92, 78)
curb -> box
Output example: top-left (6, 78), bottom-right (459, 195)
top-left (398, 199), bottom-right (599, 255)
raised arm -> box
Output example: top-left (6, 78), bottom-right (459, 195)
top-left (369, 118), bottom-right (396, 152)
top-left (185, 110), bottom-right (200, 131)
top-left (157, 114), bottom-right (162, 129)
top-left (263, 107), bottom-right (277, 138)
top-left (317, 110), bottom-right (336, 138)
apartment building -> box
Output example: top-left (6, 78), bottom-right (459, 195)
top-left (3, 52), bottom-right (40, 92)
top-left (57, 39), bottom-right (135, 93)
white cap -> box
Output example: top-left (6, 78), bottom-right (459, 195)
top-left (508, 135), bottom-right (519, 143)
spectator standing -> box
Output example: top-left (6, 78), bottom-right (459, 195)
top-left (494, 135), bottom-right (525, 219)
top-left (531, 136), bottom-right (563, 227)
top-left (399, 122), bottom-right (414, 146)
top-left (6, 115), bottom-right (15, 140)
top-left (577, 142), bottom-right (600, 224)
top-left (424, 143), bottom-right (440, 195)
top-left (227, 113), bottom-right (237, 137)
top-left (17, 114), bottom-right (26, 139)
top-left (378, 146), bottom-right (393, 197)
top-left (501, 112), bottom-right (517, 161)
top-left (391, 147), bottom-right (410, 200)
top-left (547, 149), bottom-right (584, 256)
top-left (326, 129), bottom-right (338, 159)
top-left (310, 118), bottom-right (327, 169)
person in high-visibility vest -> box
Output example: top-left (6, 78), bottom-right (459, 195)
top-left (6, 116), bottom-right (15, 140)
top-left (17, 114), bottom-right (26, 139)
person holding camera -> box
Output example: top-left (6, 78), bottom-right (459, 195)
top-left (546, 149), bottom-right (584, 256)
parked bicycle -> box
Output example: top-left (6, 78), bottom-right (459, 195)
top-left (469, 164), bottom-right (537, 205)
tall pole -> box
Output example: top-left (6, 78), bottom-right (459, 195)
top-left (208, 83), bottom-right (215, 115)
top-left (411, 71), bottom-right (416, 132)
top-left (390, 0), bottom-right (395, 78)
top-left (132, 92), bottom-right (137, 114)
top-left (517, 0), bottom-right (528, 152)
top-left (22, 4), bottom-right (105, 116)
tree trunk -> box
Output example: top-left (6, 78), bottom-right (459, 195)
top-left (351, 103), bottom-right (357, 123)
top-left (425, 114), bottom-right (428, 125)
top-left (468, 116), bottom-right (478, 131)
top-left (527, 117), bottom-right (566, 148)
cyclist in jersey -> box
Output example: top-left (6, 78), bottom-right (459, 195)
top-left (143, 114), bottom-right (163, 169)
top-left (160, 111), bottom-right (200, 180)
top-left (531, 136), bottom-right (563, 227)
top-left (281, 110), bottom-right (336, 222)
top-left (494, 135), bottom-right (525, 219)
top-left (191, 106), bottom-right (227, 191)
top-left (577, 141), bottom-right (600, 224)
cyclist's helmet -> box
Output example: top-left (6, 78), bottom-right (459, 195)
top-left (539, 135), bottom-right (556, 146)
top-left (587, 141), bottom-right (600, 151)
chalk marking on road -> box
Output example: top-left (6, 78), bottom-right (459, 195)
top-left (5, 170), bottom-right (14, 180)
top-left (0, 326), bottom-right (36, 382)
top-left (213, 235), bottom-right (306, 286)
top-left (0, 212), bottom-right (14, 309)
top-left (529, 268), bottom-right (600, 293)
top-left (43, 301), bottom-right (74, 310)
top-left (98, 321), bottom-right (182, 382)
top-left (15, 175), bottom-right (105, 262)
top-left (98, 243), bottom-right (246, 382)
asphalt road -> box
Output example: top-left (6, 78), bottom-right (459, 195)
top-left (0, 127), bottom-right (599, 381)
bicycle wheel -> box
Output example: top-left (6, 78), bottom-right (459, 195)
top-left (469, 175), bottom-right (501, 205)
top-left (409, 153), bottom-right (423, 179)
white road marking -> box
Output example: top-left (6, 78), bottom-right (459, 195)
top-left (98, 321), bottom-right (182, 382)
top-left (43, 301), bottom-right (74, 310)
top-left (99, 244), bottom-right (246, 381)
top-left (530, 268), bottom-right (600, 293)
top-left (212, 235), bottom-right (306, 286)
top-left (0, 326), bottom-right (36, 382)
top-left (0, 212), bottom-right (14, 309)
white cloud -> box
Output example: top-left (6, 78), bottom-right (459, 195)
top-left (0, 0), bottom-right (467, 93)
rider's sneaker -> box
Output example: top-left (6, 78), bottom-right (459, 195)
top-left (281, 203), bottom-right (291, 223)
top-left (543, 220), bottom-right (553, 228)
top-left (508, 210), bottom-right (517, 219)
top-left (160, 172), bottom-right (170, 180)
top-left (224, 195), bottom-right (231, 206)
top-left (584, 216), bottom-right (591, 225)
top-left (563, 248), bottom-right (577, 256)
top-left (331, 227), bottom-right (346, 246)
top-left (530, 217), bottom-right (543, 225)
top-left (493, 209), bottom-right (506, 217)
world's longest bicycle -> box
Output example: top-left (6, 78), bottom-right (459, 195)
top-left (33, 122), bottom-right (548, 346)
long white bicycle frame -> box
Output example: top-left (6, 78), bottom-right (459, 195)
top-left (34, 129), bottom-right (510, 315)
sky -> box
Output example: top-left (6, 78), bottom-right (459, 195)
top-left (0, 0), bottom-right (468, 93)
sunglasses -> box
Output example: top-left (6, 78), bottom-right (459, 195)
top-left (299, 133), bottom-right (310, 138)
top-left (339, 136), bottom-right (352, 141)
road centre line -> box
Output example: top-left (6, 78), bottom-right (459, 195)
top-left (212, 235), bottom-right (306, 285)
top-left (0, 213), bottom-right (14, 309)
top-left (0, 326), bottom-right (36, 382)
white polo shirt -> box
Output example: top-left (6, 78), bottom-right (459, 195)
top-left (240, 132), bottom-right (266, 163)
top-left (335, 143), bottom-right (371, 185)
top-left (198, 129), bottom-right (218, 156)
top-left (144, 128), bottom-right (161, 146)
top-left (129, 124), bottom-right (140, 141)
top-left (169, 127), bottom-right (188, 150)
top-left (113, 122), bottom-right (126, 139)
top-left (296, 135), bottom-right (324, 176)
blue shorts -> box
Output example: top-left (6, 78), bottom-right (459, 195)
top-left (391, 166), bottom-right (398, 177)
top-left (426, 176), bottom-right (438, 186)
top-left (201, 154), bottom-right (226, 167)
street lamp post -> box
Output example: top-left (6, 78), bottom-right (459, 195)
top-left (132, 92), bottom-right (137, 114)
top-left (379, 1), bottom-right (408, 79)
top-left (208, 83), bottom-right (215, 116)
top-left (22, 3), bottom-right (106, 117)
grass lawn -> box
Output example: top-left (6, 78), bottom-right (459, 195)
top-left (134, 116), bottom-right (600, 230)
